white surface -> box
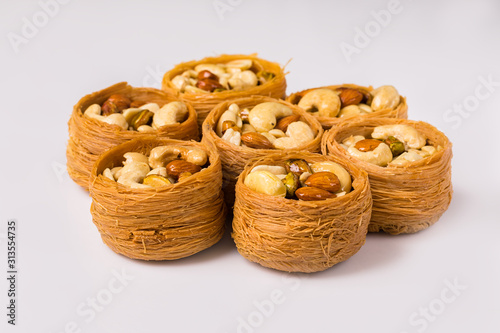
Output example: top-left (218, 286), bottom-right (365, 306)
top-left (1, 0), bottom-right (499, 332)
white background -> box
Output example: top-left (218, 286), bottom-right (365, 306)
top-left (1, 0), bottom-right (499, 332)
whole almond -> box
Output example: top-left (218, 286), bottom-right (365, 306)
top-left (197, 70), bottom-right (219, 81)
top-left (295, 186), bottom-right (336, 201)
top-left (166, 160), bottom-right (201, 178)
top-left (304, 172), bottom-right (340, 193)
top-left (339, 89), bottom-right (363, 108)
top-left (354, 139), bottom-right (382, 152)
top-left (196, 78), bottom-right (223, 92)
top-left (241, 132), bottom-right (274, 149)
top-left (101, 94), bottom-right (131, 115)
top-left (275, 114), bottom-right (301, 132)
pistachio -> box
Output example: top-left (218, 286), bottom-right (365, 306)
top-left (257, 71), bottom-right (275, 84)
top-left (282, 172), bottom-right (299, 198)
top-left (142, 174), bottom-right (172, 187)
top-left (130, 110), bottom-right (154, 130)
top-left (384, 136), bottom-right (405, 157)
top-left (166, 160), bottom-right (202, 178)
top-left (285, 159), bottom-right (312, 176)
top-left (304, 172), bottom-right (341, 193)
top-left (295, 187), bottom-right (336, 201)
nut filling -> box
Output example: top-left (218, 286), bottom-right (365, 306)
top-left (244, 160), bottom-right (352, 201)
top-left (171, 59), bottom-right (275, 94)
top-left (216, 102), bottom-right (315, 150)
top-left (297, 85), bottom-right (400, 119)
top-left (83, 94), bottom-right (189, 131)
top-left (341, 124), bottom-right (442, 167)
top-left (100, 146), bottom-right (208, 189)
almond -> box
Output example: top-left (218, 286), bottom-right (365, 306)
top-left (275, 114), bottom-right (301, 132)
top-left (196, 78), bottom-right (222, 92)
top-left (166, 160), bottom-right (201, 178)
top-left (240, 132), bottom-right (274, 149)
top-left (101, 94), bottom-right (131, 115)
top-left (197, 70), bottom-right (219, 81)
top-left (354, 139), bottom-right (383, 152)
top-left (304, 172), bottom-right (340, 193)
top-left (285, 159), bottom-right (312, 176)
top-left (339, 89), bottom-right (363, 108)
top-left (295, 186), bottom-right (336, 201)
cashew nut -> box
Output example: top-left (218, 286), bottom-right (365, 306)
top-left (419, 145), bottom-right (437, 157)
top-left (338, 105), bottom-right (361, 118)
top-left (228, 103), bottom-right (240, 114)
top-left (111, 167), bottom-right (123, 180)
top-left (358, 104), bottom-right (373, 113)
top-left (273, 121), bottom-right (315, 150)
top-left (217, 110), bottom-right (242, 136)
top-left (298, 88), bottom-right (341, 117)
top-left (268, 129), bottom-right (286, 138)
top-left (84, 104), bottom-right (128, 130)
top-left (260, 132), bottom-right (277, 144)
top-left (123, 152), bottom-right (149, 165)
top-left (347, 143), bottom-right (393, 167)
top-left (342, 135), bottom-right (366, 147)
top-left (147, 167), bottom-right (167, 177)
top-left (184, 85), bottom-right (209, 94)
top-left (250, 165), bottom-right (287, 176)
top-left (172, 75), bottom-right (189, 91)
top-left (139, 103), bottom-right (160, 113)
top-left (122, 108), bottom-right (142, 123)
top-left (137, 125), bottom-right (155, 133)
top-left (226, 59), bottom-right (252, 72)
top-left (248, 102), bottom-right (293, 132)
top-left (221, 128), bottom-right (241, 146)
top-left (242, 124), bottom-right (256, 133)
top-left (310, 162), bottom-right (352, 192)
top-left (371, 124), bottom-right (427, 149)
top-left (371, 85), bottom-right (400, 111)
top-left (148, 146), bottom-right (207, 169)
top-left (195, 64), bottom-right (226, 78)
top-left (152, 101), bottom-right (188, 129)
top-left (228, 70), bottom-right (258, 91)
top-left (244, 170), bottom-right (286, 197)
top-left (117, 162), bottom-right (151, 189)
top-left (388, 150), bottom-right (423, 167)
top-left (299, 171), bottom-right (312, 187)
top-left (102, 168), bottom-right (114, 181)
top-left (181, 70), bottom-right (198, 79)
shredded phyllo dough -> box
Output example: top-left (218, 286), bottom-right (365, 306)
top-left (323, 119), bottom-right (453, 235)
top-left (232, 152), bottom-right (372, 273)
top-left (89, 138), bottom-right (226, 260)
top-left (67, 82), bottom-right (199, 190)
